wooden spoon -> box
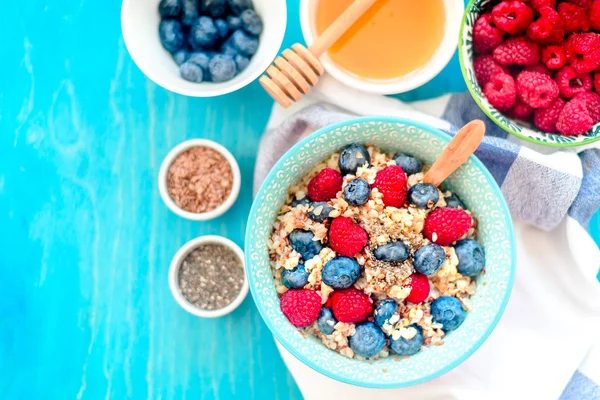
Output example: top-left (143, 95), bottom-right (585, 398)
top-left (259, 0), bottom-right (379, 108)
top-left (423, 120), bottom-right (486, 187)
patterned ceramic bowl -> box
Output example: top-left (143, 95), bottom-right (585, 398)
top-left (459, 0), bottom-right (600, 147)
top-left (245, 117), bottom-right (516, 388)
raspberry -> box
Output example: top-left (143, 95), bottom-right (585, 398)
top-left (473, 14), bottom-right (505, 54)
top-left (524, 63), bottom-right (551, 76)
top-left (541, 45), bottom-right (567, 69)
top-left (484, 73), bottom-right (517, 111)
top-left (565, 33), bottom-right (600, 74)
top-left (558, 2), bottom-right (590, 32)
top-left (307, 168), bottom-right (343, 202)
top-left (492, 1), bottom-right (534, 35)
top-left (534, 97), bottom-right (566, 132)
top-left (493, 36), bottom-right (541, 66)
top-left (556, 95), bottom-right (599, 135)
top-left (405, 273), bottom-right (431, 304)
top-left (330, 288), bottom-right (373, 323)
top-left (328, 217), bottom-right (368, 257)
top-left (594, 73), bottom-right (600, 92)
top-left (555, 65), bottom-right (593, 98)
top-left (565, 0), bottom-right (591, 7)
top-left (590, 0), bottom-right (600, 30)
top-left (575, 91), bottom-right (600, 120)
top-left (372, 165), bottom-right (408, 208)
top-left (423, 208), bottom-right (473, 246)
top-left (507, 96), bottom-right (534, 120)
top-left (527, 7), bottom-right (565, 45)
top-left (525, 0), bottom-right (556, 10)
top-left (516, 71), bottom-right (559, 108)
top-left (280, 289), bottom-right (322, 328)
top-left (474, 55), bottom-right (509, 86)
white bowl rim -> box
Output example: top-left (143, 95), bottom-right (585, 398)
top-left (299, 0), bottom-right (464, 94)
top-left (120, 0), bottom-right (287, 97)
top-left (169, 235), bottom-right (249, 318)
top-left (158, 139), bottom-right (241, 221)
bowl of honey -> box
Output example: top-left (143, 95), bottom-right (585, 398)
top-left (300, 0), bottom-right (464, 94)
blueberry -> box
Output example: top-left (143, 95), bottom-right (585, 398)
top-left (187, 52), bottom-right (211, 70)
top-left (288, 229), bottom-right (323, 260)
top-left (389, 324), bottom-right (423, 356)
top-left (214, 19), bottom-right (229, 38)
top-left (228, 0), bottom-right (253, 15)
top-left (199, 0), bottom-right (227, 18)
top-left (208, 54), bottom-right (237, 82)
top-left (240, 9), bottom-right (263, 36)
top-left (349, 322), bottom-right (386, 358)
top-left (393, 153), bottom-right (422, 175)
top-left (318, 307), bottom-right (337, 335)
top-left (338, 144), bottom-right (370, 176)
top-left (189, 16), bottom-right (219, 49)
top-left (180, 61), bottom-right (204, 82)
top-left (374, 299), bottom-right (397, 327)
top-left (455, 239), bottom-right (485, 276)
top-left (407, 183), bottom-right (439, 209)
top-left (431, 296), bottom-right (466, 332)
top-left (307, 201), bottom-right (334, 222)
top-left (281, 263), bottom-right (309, 289)
top-left (230, 29), bottom-right (258, 56)
top-left (159, 0), bottom-right (182, 18)
top-left (234, 54), bottom-right (250, 72)
top-left (181, 0), bottom-right (199, 26)
top-left (227, 15), bottom-right (243, 30)
top-left (414, 244), bottom-right (446, 275)
top-left (344, 178), bottom-right (370, 206)
top-left (159, 20), bottom-right (185, 53)
top-left (173, 49), bottom-right (189, 65)
top-left (373, 241), bottom-right (409, 262)
top-left (290, 196), bottom-right (311, 207)
top-left (445, 193), bottom-right (465, 209)
top-left (322, 256), bottom-right (361, 289)
top-left (220, 39), bottom-right (239, 56)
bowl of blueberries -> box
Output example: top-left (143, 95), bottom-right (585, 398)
top-left (121, 0), bottom-right (287, 97)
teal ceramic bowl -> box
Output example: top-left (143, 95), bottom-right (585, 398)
top-left (459, 0), bottom-right (600, 147)
top-left (245, 117), bottom-right (516, 388)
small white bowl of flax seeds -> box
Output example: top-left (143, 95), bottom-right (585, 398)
top-left (159, 139), bottom-right (241, 221)
top-left (169, 235), bottom-right (248, 318)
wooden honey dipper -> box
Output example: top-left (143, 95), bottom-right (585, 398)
top-left (259, 0), bottom-right (379, 108)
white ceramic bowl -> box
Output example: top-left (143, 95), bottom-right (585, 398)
top-left (300, 0), bottom-right (463, 94)
top-left (169, 235), bottom-right (248, 318)
top-left (121, 0), bottom-right (287, 97)
top-left (158, 139), bottom-right (241, 220)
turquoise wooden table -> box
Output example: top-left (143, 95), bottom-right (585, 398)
top-left (2, 0), bottom-right (599, 399)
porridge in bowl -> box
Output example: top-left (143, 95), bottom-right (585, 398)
top-left (268, 143), bottom-right (485, 360)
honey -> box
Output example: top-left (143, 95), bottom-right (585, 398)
top-left (315, 0), bottom-right (446, 81)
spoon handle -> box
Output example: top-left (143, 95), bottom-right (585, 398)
top-left (423, 120), bottom-right (486, 187)
top-left (308, 0), bottom-right (379, 58)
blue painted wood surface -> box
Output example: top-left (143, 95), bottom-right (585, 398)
top-left (1, 0), bottom-right (598, 399)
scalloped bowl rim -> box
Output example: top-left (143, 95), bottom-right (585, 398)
top-left (458, 0), bottom-right (600, 148)
top-left (245, 116), bottom-right (516, 388)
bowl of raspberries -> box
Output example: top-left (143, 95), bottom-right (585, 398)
top-left (245, 117), bottom-right (515, 388)
top-left (121, 0), bottom-right (286, 97)
top-left (460, 0), bottom-right (600, 146)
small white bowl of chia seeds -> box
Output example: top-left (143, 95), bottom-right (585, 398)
top-left (169, 235), bottom-right (248, 318)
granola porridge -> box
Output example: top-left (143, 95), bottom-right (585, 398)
top-left (269, 144), bottom-right (485, 360)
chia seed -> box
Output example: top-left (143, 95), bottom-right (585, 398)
top-left (178, 243), bottom-right (244, 310)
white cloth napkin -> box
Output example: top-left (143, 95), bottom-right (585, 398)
top-left (264, 75), bottom-right (600, 400)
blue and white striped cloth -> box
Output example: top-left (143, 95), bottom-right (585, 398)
top-left (256, 75), bottom-right (600, 399)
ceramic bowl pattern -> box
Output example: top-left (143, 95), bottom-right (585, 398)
top-left (245, 117), bottom-right (516, 388)
top-left (459, 0), bottom-right (600, 147)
